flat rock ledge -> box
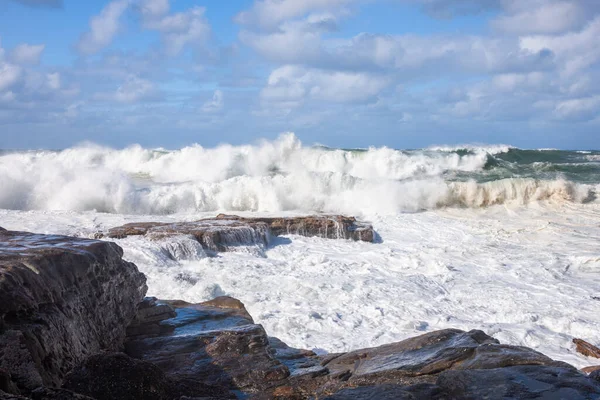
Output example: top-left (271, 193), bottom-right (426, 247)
top-left (2, 229), bottom-right (600, 400)
top-left (102, 214), bottom-right (374, 254)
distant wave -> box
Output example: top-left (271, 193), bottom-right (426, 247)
top-left (0, 133), bottom-right (598, 215)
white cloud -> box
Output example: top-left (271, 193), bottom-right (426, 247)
top-left (0, 62), bottom-right (22, 92)
top-left (554, 95), bottom-right (600, 120)
top-left (10, 44), bottom-right (45, 64)
top-left (77, 0), bottom-right (130, 55)
top-left (138, 0), bottom-right (169, 18)
top-left (143, 6), bottom-right (210, 56)
top-left (493, 1), bottom-right (584, 34)
top-left (114, 75), bottom-right (155, 103)
top-left (92, 75), bottom-right (156, 104)
top-left (520, 16), bottom-right (600, 76)
top-left (202, 90), bottom-right (224, 112)
top-left (261, 65), bottom-right (389, 106)
top-left (236, 0), bottom-right (353, 29)
top-left (46, 72), bottom-right (61, 90)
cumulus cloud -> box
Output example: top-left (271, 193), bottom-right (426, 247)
top-left (554, 96), bottom-right (600, 121)
top-left (140, 3), bottom-right (211, 56)
top-left (138, 0), bottom-right (169, 18)
top-left (520, 16), bottom-right (600, 76)
top-left (202, 90), bottom-right (224, 112)
top-left (110, 75), bottom-right (157, 103)
top-left (492, 1), bottom-right (584, 34)
top-left (0, 63), bottom-right (22, 92)
top-left (235, 0), bottom-right (353, 29)
top-left (261, 65), bottom-right (389, 107)
top-left (76, 0), bottom-right (130, 55)
top-left (10, 44), bottom-right (45, 65)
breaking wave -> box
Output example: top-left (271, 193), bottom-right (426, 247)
top-left (0, 133), bottom-right (597, 215)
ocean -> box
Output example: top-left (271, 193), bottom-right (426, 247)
top-left (1, 133), bottom-right (599, 368)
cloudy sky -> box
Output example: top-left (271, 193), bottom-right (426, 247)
top-left (0, 0), bottom-right (599, 149)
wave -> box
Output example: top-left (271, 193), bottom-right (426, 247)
top-left (0, 134), bottom-right (597, 215)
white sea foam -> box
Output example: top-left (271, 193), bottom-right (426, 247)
top-left (1, 136), bottom-right (600, 370)
top-left (0, 134), bottom-right (596, 215)
top-left (1, 204), bottom-right (599, 369)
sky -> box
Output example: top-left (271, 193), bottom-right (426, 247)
top-left (0, 0), bottom-right (599, 149)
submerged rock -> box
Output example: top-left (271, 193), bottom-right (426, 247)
top-left (0, 230), bottom-right (147, 394)
top-left (105, 214), bottom-right (374, 254)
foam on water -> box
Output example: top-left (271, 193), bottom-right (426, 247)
top-left (1, 134), bottom-right (598, 215)
top-left (1, 202), bottom-right (599, 369)
top-left (1, 135), bottom-right (599, 369)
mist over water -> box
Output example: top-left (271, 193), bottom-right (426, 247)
top-left (0, 133), bottom-right (598, 215)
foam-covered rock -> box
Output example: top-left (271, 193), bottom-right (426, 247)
top-left (105, 214), bottom-right (374, 254)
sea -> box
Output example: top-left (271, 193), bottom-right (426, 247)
top-left (1, 133), bottom-right (599, 368)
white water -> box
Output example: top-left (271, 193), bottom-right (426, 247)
top-left (1, 202), bottom-right (599, 369)
top-left (1, 135), bottom-right (599, 370)
top-left (0, 134), bottom-right (597, 215)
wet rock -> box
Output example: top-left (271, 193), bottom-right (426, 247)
top-left (63, 352), bottom-right (233, 400)
top-left (437, 365), bottom-right (600, 400)
top-left (0, 369), bottom-right (19, 396)
top-left (124, 298), bottom-right (288, 395)
top-left (30, 387), bottom-right (95, 400)
top-left (582, 365), bottom-right (600, 374)
top-left (0, 390), bottom-right (29, 400)
top-left (106, 215), bottom-right (374, 254)
top-left (215, 214), bottom-right (374, 242)
top-left (0, 230), bottom-right (147, 393)
top-left (324, 329), bottom-right (498, 381)
top-left (591, 369), bottom-right (600, 383)
top-left (321, 383), bottom-right (446, 400)
top-left (574, 338), bottom-right (600, 359)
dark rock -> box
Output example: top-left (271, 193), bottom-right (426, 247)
top-left (215, 214), bottom-right (374, 242)
top-left (0, 369), bottom-right (19, 396)
top-left (0, 230), bottom-right (147, 393)
top-left (437, 365), bottom-right (600, 400)
top-left (30, 387), bottom-right (95, 400)
top-left (63, 352), bottom-right (233, 400)
top-left (321, 383), bottom-right (447, 400)
top-left (106, 215), bottom-right (374, 255)
top-left (125, 298), bottom-right (289, 395)
top-left (574, 338), bottom-right (600, 359)
top-left (591, 369), bottom-right (600, 383)
top-left (0, 390), bottom-right (29, 400)
top-left (582, 365), bottom-right (600, 374)
top-left (324, 329), bottom-right (498, 381)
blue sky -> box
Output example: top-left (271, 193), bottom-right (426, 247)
top-left (0, 0), bottom-right (599, 149)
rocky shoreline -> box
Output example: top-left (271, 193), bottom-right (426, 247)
top-left (1, 221), bottom-right (600, 399)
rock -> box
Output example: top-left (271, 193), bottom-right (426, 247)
top-left (0, 230), bottom-right (147, 394)
top-left (437, 365), bottom-right (600, 400)
top-left (0, 369), bottom-right (19, 396)
top-left (63, 352), bottom-right (232, 400)
top-left (215, 214), bottom-right (374, 242)
top-left (0, 390), bottom-right (29, 400)
top-left (591, 369), bottom-right (600, 383)
top-left (106, 215), bottom-right (374, 255)
top-left (321, 383), bottom-right (446, 399)
top-left (582, 365), bottom-right (600, 374)
top-left (124, 298), bottom-right (289, 394)
top-left (30, 387), bottom-right (95, 400)
top-left (574, 338), bottom-right (600, 359)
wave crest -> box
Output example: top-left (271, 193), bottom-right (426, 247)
top-left (0, 134), bottom-right (596, 215)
